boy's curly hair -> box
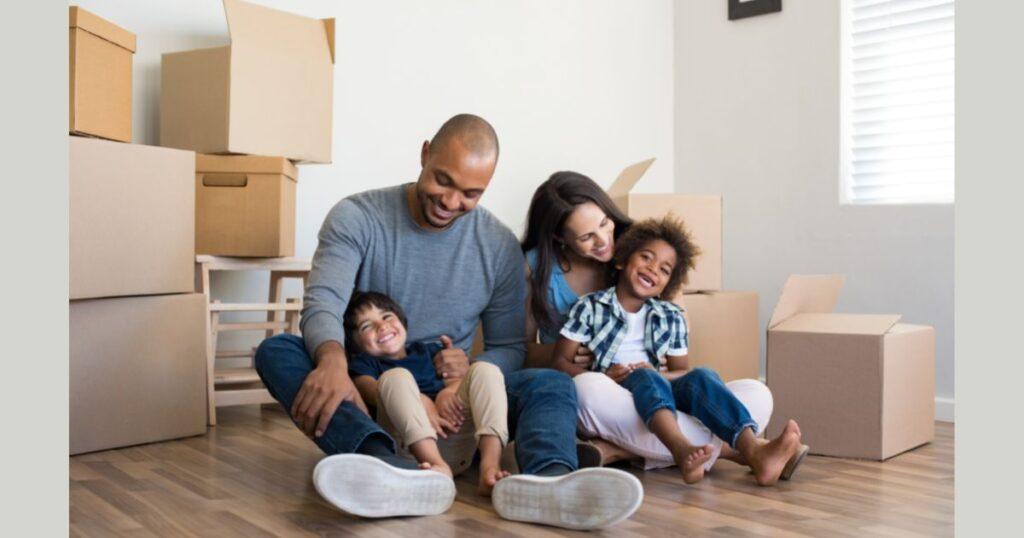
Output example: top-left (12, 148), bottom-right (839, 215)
top-left (612, 214), bottom-right (701, 300)
top-left (342, 291), bottom-right (408, 356)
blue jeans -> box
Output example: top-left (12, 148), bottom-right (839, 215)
top-left (620, 367), bottom-right (758, 447)
top-left (254, 334), bottom-right (579, 474)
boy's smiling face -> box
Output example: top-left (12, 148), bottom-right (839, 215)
top-left (618, 239), bottom-right (678, 300)
top-left (352, 305), bottom-right (408, 358)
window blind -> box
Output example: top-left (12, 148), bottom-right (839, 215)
top-left (841, 0), bottom-right (955, 204)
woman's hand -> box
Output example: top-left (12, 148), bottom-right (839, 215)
top-left (434, 386), bottom-right (465, 430)
top-left (421, 395), bottom-right (457, 438)
top-left (605, 364), bottom-right (633, 384)
top-left (573, 346), bottom-right (595, 369)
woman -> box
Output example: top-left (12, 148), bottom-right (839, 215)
top-left (522, 171), bottom-right (795, 476)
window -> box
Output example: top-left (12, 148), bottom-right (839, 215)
top-left (841, 0), bottom-right (955, 204)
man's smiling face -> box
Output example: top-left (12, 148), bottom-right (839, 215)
top-left (412, 138), bottom-right (496, 230)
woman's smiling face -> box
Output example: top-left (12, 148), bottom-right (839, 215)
top-left (561, 202), bottom-right (616, 263)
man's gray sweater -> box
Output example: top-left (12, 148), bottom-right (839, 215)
top-left (300, 184), bottom-right (527, 375)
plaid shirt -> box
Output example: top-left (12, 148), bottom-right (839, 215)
top-left (560, 287), bottom-right (689, 372)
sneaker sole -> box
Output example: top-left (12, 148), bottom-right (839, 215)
top-left (491, 467), bottom-right (643, 530)
top-left (313, 454), bottom-right (455, 518)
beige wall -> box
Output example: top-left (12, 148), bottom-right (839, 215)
top-left (673, 0), bottom-right (954, 419)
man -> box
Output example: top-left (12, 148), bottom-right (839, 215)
top-left (255, 114), bottom-right (643, 530)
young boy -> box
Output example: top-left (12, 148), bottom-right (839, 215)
top-left (344, 291), bottom-right (511, 496)
top-left (552, 216), bottom-right (808, 485)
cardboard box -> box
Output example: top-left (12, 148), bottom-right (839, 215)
top-left (674, 291), bottom-right (760, 382)
top-left (765, 275), bottom-right (935, 460)
top-left (609, 159), bottom-right (722, 292)
top-left (70, 293), bottom-right (207, 455)
top-left (195, 154), bottom-right (298, 257)
top-left (160, 0), bottom-right (335, 163)
top-left (69, 6), bottom-right (135, 142)
top-left (70, 137), bottom-right (195, 300)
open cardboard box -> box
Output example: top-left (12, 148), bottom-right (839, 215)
top-left (674, 291), bottom-right (760, 382)
top-left (195, 154), bottom-right (298, 257)
top-left (609, 159), bottom-right (722, 292)
top-left (765, 275), bottom-right (935, 460)
top-left (161, 0), bottom-right (334, 163)
top-left (69, 6), bottom-right (135, 142)
top-left (70, 137), bottom-right (195, 300)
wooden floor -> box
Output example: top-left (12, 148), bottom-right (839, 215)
top-left (70, 406), bottom-right (954, 537)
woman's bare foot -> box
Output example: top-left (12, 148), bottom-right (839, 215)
top-left (418, 460), bottom-right (453, 478)
top-left (747, 428), bottom-right (802, 486)
top-left (674, 444), bottom-right (714, 484)
top-left (477, 464), bottom-right (511, 497)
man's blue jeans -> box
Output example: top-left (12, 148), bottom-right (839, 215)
top-left (620, 367), bottom-right (758, 447)
top-left (254, 334), bottom-right (579, 474)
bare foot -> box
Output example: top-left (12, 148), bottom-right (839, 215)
top-left (477, 464), bottom-right (511, 497)
top-left (674, 445), bottom-right (714, 484)
top-left (418, 461), bottom-right (453, 478)
top-left (748, 430), bottom-right (801, 486)
top-left (784, 419), bottom-right (802, 439)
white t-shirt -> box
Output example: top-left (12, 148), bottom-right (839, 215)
top-left (611, 305), bottom-right (650, 366)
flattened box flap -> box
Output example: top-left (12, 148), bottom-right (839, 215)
top-left (69, 6), bottom-right (136, 52)
top-left (773, 313), bottom-right (902, 336)
top-left (608, 158), bottom-right (656, 197)
top-left (196, 154), bottom-right (298, 181)
top-left (768, 274), bottom-right (845, 329)
top-left (223, 0), bottom-right (334, 64)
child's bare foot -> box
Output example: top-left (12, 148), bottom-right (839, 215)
top-left (418, 460), bottom-right (453, 478)
top-left (674, 444), bottom-right (714, 484)
top-left (748, 429), bottom-right (801, 486)
top-left (477, 464), bottom-right (511, 497)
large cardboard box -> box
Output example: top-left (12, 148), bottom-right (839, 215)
top-left (70, 137), bottom-right (195, 300)
top-left (609, 159), bottom-right (722, 292)
top-left (765, 275), bottom-right (935, 460)
top-left (69, 6), bottom-right (135, 142)
top-left (70, 293), bottom-right (207, 455)
top-left (675, 291), bottom-right (760, 382)
top-left (160, 0), bottom-right (335, 163)
top-left (195, 154), bottom-right (298, 257)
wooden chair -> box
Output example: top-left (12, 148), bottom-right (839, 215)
top-left (196, 255), bottom-right (311, 425)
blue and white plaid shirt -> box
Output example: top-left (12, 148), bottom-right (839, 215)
top-left (560, 286), bottom-right (689, 372)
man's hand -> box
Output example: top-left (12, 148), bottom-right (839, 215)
top-left (434, 385), bottom-right (466, 428)
top-left (572, 346), bottom-right (595, 369)
top-left (291, 347), bottom-right (368, 439)
top-left (434, 335), bottom-right (470, 380)
top-left (605, 363), bottom-right (634, 384)
top-left (421, 395), bottom-right (457, 439)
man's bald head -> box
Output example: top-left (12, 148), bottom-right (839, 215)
top-left (429, 113), bottom-right (499, 160)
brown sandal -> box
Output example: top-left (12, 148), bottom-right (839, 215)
top-left (780, 444), bottom-right (810, 480)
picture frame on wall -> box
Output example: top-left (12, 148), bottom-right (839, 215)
top-left (728, 0), bottom-right (782, 20)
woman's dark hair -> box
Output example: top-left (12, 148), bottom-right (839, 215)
top-left (521, 171), bottom-right (633, 334)
top-left (613, 215), bottom-right (700, 301)
top-left (342, 291), bottom-right (408, 356)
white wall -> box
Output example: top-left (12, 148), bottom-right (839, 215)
top-left (74, 0), bottom-right (675, 351)
top-left (673, 0), bottom-right (955, 420)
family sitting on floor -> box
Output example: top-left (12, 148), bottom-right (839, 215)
top-left (254, 114), bottom-right (809, 531)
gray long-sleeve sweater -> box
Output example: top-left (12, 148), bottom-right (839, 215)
top-left (300, 183), bottom-right (527, 375)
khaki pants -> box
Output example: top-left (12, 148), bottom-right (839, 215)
top-left (376, 362), bottom-right (508, 476)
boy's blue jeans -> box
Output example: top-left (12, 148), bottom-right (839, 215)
top-left (254, 334), bottom-right (579, 475)
top-left (619, 367), bottom-right (758, 447)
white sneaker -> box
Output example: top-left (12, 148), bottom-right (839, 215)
top-left (491, 467), bottom-right (643, 530)
top-left (313, 454), bottom-right (455, 518)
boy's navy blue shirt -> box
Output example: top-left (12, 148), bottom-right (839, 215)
top-left (348, 341), bottom-right (446, 398)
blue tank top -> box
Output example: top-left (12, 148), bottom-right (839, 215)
top-left (525, 249), bottom-right (580, 344)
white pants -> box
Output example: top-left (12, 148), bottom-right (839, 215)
top-left (574, 372), bottom-right (774, 470)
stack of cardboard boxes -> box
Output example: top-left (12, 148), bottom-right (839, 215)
top-left (69, 7), bottom-right (206, 455)
top-left (161, 0), bottom-right (335, 257)
top-left (608, 159), bottom-right (761, 382)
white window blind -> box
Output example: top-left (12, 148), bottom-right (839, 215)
top-left (841, 0), bottom-right (955, 204)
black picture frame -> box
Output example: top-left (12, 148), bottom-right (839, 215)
top-left (728, 0), bottom-right (782, 21)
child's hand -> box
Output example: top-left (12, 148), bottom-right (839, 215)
top-left (421, 396), bottom-right (457, 439)
top-left (434, 386), bottom-right (465, 432)
top-left (630, 361), bottom-right (654, 370)
top-left (605, 364), bottom-right (633, 384)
